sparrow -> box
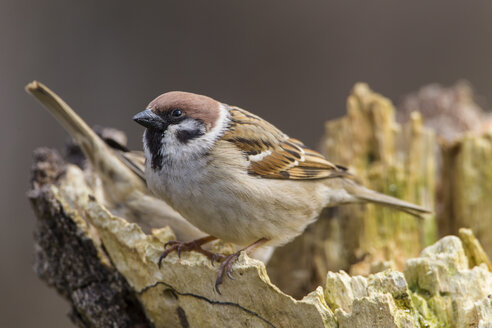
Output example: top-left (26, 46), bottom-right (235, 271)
top-left (133, 91), bottom-right (431, 293)
top-left (25, 81), bottom-right (276, 265)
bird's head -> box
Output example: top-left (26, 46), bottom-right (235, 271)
top-left (133, 91), bottom-right (227, 170)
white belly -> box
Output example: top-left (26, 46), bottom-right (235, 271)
top-left (146, 159), bottom-right (327, 246)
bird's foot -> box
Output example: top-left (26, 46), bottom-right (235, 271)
top-left (215, 251), bottom-right (241, 294)
top-left (213, 238), bottom-right (269, 294)
top-left (158, 236), bottom-right (218, 267)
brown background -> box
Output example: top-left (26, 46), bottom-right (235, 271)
top-left (1, 1), bottom-right (492, 327)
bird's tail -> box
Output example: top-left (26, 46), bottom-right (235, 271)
top-left (342, 179), bottom-right (431, 217)
top-left (25, 81), bottom-right (146, 188)
top-left (26, 81), bottom-right (101, 151)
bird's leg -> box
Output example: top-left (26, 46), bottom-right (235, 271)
top-left (215, 238), bottom-right (269, 294)
top-left (158, 235), bottom-right (219, 267)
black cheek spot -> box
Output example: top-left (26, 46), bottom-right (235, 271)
top-left (176, 129), bottom-right (204, 144)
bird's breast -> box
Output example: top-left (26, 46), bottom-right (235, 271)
top-left (146, 158), bottom-right (328, 246)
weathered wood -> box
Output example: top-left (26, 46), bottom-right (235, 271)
top-left (268, 83), bottom-right (437, 297)
top-left (32, 151), bottom-right (336, 328)
top-left (29, 147), bottom-right (492, 327)
top-left (440, 132), bottom-right (492, 257)
top-left (398, 81), bottom-right (492, 268)
top-left (29, 148), bottom-right (151, 328)
top-left (459, 228), bottom-right (492, 271)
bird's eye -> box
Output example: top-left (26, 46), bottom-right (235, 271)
top-left (171, 108), bottom-right (183, 118)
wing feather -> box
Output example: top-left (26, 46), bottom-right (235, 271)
top-left (223, 106), bottom-right (349, 180)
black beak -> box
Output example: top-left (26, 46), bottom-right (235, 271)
top-left (133, 109), bottom-right (165, 129)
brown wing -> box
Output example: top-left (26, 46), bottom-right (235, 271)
top-left (222, 106), bottom-right (349, 180)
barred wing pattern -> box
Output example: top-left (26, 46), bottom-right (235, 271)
top-left (222, 107), bottom-right (348, 180)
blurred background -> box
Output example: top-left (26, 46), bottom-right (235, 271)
top-left (1, 1), bottom-right (492, 326)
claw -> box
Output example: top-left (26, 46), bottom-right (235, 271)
top-left (225, 253), bottom-right (239, 280)
top-left (159, 237), bottom-right (267, 294)
top-left (214, 252), bottom-right (240, 293)
top-left (215, 276), bottom-right (223, 294)
top-left (158, 246), bottom-right (177, 267)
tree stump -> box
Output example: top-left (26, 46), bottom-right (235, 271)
top-left (440, 132), bottom-right (492, 257)
top-left (28, 82), bottom-right (492, 327)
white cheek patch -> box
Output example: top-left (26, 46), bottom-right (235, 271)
top-left (176, 119), bottom-right (204, 133)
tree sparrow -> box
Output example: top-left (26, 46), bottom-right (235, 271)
top-left (133, 91), bottom-right (430, 292)
top-left (25, 81), bottom-right (276, 265)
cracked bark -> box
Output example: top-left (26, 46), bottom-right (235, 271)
top-left (29, 148), bottom-right (151, 328)
top-left (138, 281), bottom-right (277, 328)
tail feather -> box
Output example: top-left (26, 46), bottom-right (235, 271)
top-left (343, 181), bottom-right (431, 217)
top-left (26, 81), bottom-right (104, 155)
top-left (25, 81), bottom-right (146, 187)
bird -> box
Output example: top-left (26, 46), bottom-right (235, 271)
top-left (25, 81), bottom-right (276, 265)
top-left (24, 81), bottom-right (208, 239)
top-left (132, 91), bottom-right (431, 293)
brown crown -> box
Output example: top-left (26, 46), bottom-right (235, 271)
top-left (148, 91), bottom-right (220, 130)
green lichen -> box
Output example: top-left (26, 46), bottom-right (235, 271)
top-left (409, 292), bottom-right (440, 328)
